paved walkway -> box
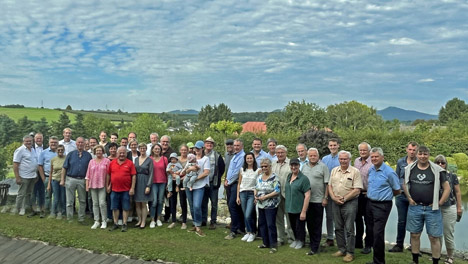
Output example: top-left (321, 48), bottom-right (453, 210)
top-left (0, 236), bottom-right (162, 264)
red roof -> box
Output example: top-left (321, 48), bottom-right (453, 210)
top-left (242, 122), bottom-right (267, 134)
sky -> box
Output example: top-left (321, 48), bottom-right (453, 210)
top-left (0, 0), bottom-right (467, 114)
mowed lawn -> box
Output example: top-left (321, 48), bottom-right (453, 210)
top-left (0, 107), bottom-right (76, 123)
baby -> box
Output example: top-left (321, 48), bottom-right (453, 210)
top-left (182, 154), bottom-right (199, 191)
top-left (166, 152), bottom-right (183, 197)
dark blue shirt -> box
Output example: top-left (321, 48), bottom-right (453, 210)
top-left (368, 163), bottom-right (400, 201)
top-left (63, 150), bottom-right (92, 179)
top-left (395, 156), bottom-right (411, 189)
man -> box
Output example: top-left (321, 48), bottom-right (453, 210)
top-left (88, 137), bottom-right (98, 158)
top-left (251, 138), bottom-right (269, 167)
top-left (272, 145), bottom-right (293, 245)
top-left (224, 139), bottom-right (245, 239)
top-left (202, 137), bottom-right (225, 229)
top-left (296, 143), bottom-right (308, 170)
top-left (127, 132), bottom-right (137, 151)
top-left (33, 133), bottom-right (44, 156)
top-left (321, 138), bottom-right (341, 246)
top-left (389, 141), bottom-right (419, 253)
top-left (354, 142), bottom-right (373, 254)
top-left (107, 147), bottom-right (136, 232)
top-left (30, 132), bottom-right (46, 215)
top-left (223, 139), bottom-right (235, 229)
top-left (60, 137), bottom-right (92, 223)
top-left (120, 137), bottom-right (128, 148)
top-left (99, 131), bottom-right (111, 155)
top-left (403, 146), bottom-right (450, 264)
top-left (59, 127), bottom-right (76, 155)
top-left (110, 133), bottom-right (119, 143)
top-left (266, 138), bottom-right (278, 161)
top-left (12, 135), bottom-right (38, 216)
top-left (146, 132), bottom-right (159, 156)
top-left (302, 148), bottom-right (330, 256)
top-left (160, 135), bottom-right (174, 222)
top-left (328, 150), bottom-right (362, 263)
top-left (35, 136), bottom-right (59, 218)
top-left (366, 147), bottom-right (401, 264)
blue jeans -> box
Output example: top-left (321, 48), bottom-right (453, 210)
top-left (202, 184), bottom-right (219, 224)
top-left (240, 191), bottom-right (256, 233)
top-left (228, 183), bottom-right (245, 233)
top-left (406, 205), bottom-right (443, 237)
top-left (186, 187), bottom-right (205, 227)
top-left (32, 177), bottom-right (45, 208)
top-left (395, 194), bottom-right (409, 246)
top-left (259, 207), bottom-right (278, 248)
top-left (150, 183), bottom-right (166, 219)
top-left (51, 179), bottom-right (66, 215)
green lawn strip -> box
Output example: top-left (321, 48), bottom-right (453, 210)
top-left (0, 107), bottom-right (77, 123)
top-left (0, 214), bottom-right (463, 264)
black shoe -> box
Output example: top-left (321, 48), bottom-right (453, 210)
top-left (121, 224), bottom-right (127, 232)
top-left (201, 222), bottom-right (207, 227)
top-left (361, 247), bottom-right (372, 254)
top-left (258, 244), bottom-right (268, 249)
top-left (109, 224), bottom-right (119, 231)
top-left (388, 245), bottom-right (403, 252)
top-left (306, 250), bottom-right (316, 256)
top-left (28, 211), bottom-right (38, 218)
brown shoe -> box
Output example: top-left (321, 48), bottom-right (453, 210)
top-left (196, 229), bottom-right (206, 237)
top-left (187, 226), bottom-right (196, 232)
top-left (332, 251), bottom-right (346, 257)
top-left (343, 253), bottom-right (354, 262)
top-left (209, 223), bottom-right (216, 230)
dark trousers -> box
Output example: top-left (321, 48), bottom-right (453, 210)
top-left (202, 184), bottom-right (219, 224)
top-left (368, 200), bottom-right (393, 264)
top-left (259, 207), bottom-right (278, 248)
top-left (355, 193), bottom-right (372, 248)
top-left (227, 183), bottom-right (245, 233)
top-left (288, 213), bottom-right (306, 243)
top-left (395, 194), bottom-right (409, 247)
top-left (306, 202), bottom-right (324, 252)
top-left (169, 180), bottom-right (187, 223)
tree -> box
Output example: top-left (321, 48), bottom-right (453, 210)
top-left (66, 105), bottom-right (72, 110)
top-left (72, 113), bottom-right (86, 137)
top-left (17, 116), bottom-right (35, 137)
top-left (83, 115), bottom-right (116, 139)
top-left (326, 100), bottom-right (384, 131)
top-left (120, 114), bottom-right (167, 141)
top-left (439, 98), bottom-right (468, 124)
top-left (197, 103), bottom-right (233, 131)
top-left (33, 117), bottom-right (50, 141)
top-left (0, 148), bottom-right (8, 180)
top-left (297, 129), bottom-right (340, 157)
top-left (210, 120), bottom-right (243, 135)
top-left (0, 114), bottom-right (18, 147)
top-left (50, 112), bottom-right (71, 137)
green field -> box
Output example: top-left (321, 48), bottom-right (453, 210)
top-left (0, 107), bottom-right (77, 123)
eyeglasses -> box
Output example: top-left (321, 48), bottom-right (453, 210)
top-left (261, 165), bottom-right (269, 168)
top-left (436, 161), bottom-right (446, 165)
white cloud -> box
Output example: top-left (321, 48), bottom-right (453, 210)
top-left (418, 78), bottom-right (435, 83)
top-left (389, 38), bottom-right (417, 45)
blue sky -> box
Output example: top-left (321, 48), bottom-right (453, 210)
top-left (0, 0), bottom-right (467, 114)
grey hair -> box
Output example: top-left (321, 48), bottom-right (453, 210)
top-left (338, 150), bottom-right (352, 159)
top-left (276, 144), bottom-right (287, 152)
top-left (260, 158), bottom-right (272, 166)
top-left (296, 143), bottom-right (307, 150)
top-left (434, 154), bottom-right (447, 164)
top-left (150, 132), bottom-right (159, 137)
top-left (358, 142), bottom-right (371, 151)
top-left (49, 136), bottom-right (58, 141)
top-left (307, 147), bottom-right (319, 156)
top-left (370, 147), bottom-right (384, 156)
top-left (161, 135), bottom-right (171, 142)
top-left (234, 138), bottom-right (244, 146)
top-left (117, 146), bottom-right (127, 152)
top-left (23, 135), bottom-right (33, 141)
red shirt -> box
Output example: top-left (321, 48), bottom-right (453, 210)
top-left (108, 159), bottom-right (136, 192)
top-left (152, 156), bottom-right (168, 183)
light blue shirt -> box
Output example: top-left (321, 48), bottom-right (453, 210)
top-left (367, 163), bottom-right (400, 201)
top-left (299, 158), bottom-right (309, 171)
top-left (322, 153), bottom-right (340, 172)
top-left (226, 150), bottom-right (245, 185)
top-left (38, 148), bottom-right (57, 176)
top-left (267, 152), bottom-right (277, 162)
top-left (252, 149), bottom-right (269, 167)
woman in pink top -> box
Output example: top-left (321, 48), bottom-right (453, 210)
top-left (149, 143), bottom-right (168, 228)
top-left (86, 145), bottom-right (111, 229)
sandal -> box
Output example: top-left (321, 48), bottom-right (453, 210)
top-left (258, 244), bottom-right (268, 249)
top-left (445, 257), bottom-right (454, 264)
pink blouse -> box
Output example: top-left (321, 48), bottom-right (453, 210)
top-left (152, 156), bottom-right (168, 183)
top-left (86, 158), bottom-right (110, 189)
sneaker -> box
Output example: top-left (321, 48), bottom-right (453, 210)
top-left (388, 245), bottom-right (403, 252)
top-left (241, 233), bottom-right (250, 241)
top-left (306, 250), bottom-right (316, 256)
top-left (209, 223), bottom-right (216, 230)
top-left (269, 248), bottom-right (277, 254)
top-left (224, 232), bottom-right (236, 240)
top-left (121, 224), bottom-right (128, 232)
top-left (361, 247), bottom-right (372, 254)
top-left (187, 226), bottom-right (197, 232)
top-left (101, 221), bottom-right (107, 229)
top-left (10, 208), bottom-right (18, 215)
top-left (19, 208), bottom-right (25, 216)
top-left (343, 253), bottom-right (354, 263)
top-left (332, 251), bottom-right (346, 257)
top-left (150, 221), bottom-right (156, 228)
top-left (117, 219), bottom-right (123, 225)
top-left (156, 220), bottom-right (163, 227)
top-left (196, 229), bottom-right (206, 237)
top-left (109, 224), bottom-right (119, 231)
top-left (181, 223), bottom-right (187, 230)
top-left (39, 211), bottom-right (45, 218)
top-left (168, 223), bottom-right (176, 229)
top-left (28, 211), bottom-right (38, 218)
top-left (91, 221), bottom-right (100, 229)
top-left (247, 234), bottom-right (256, 243)
top-left (322, 239), bottom-right (334, 247)
top-left (290, 240), bottom-right (298, 248)
top-left (56, 213), bottom-right (63, 220)
top-left (295, 241), bottom-right (304, 249)
top-left (128, 217), bottom-right (133, 223)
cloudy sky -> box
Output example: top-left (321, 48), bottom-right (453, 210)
top-left (1, 0), bottom-right (467, 114)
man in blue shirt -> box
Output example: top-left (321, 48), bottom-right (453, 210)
top-left (366, 147), bottom-right (401, 264)
top-left (36, 136), bottom-right (59, 218)
top-left (224, 139), bottom-right (245, 239)
top-left (60, 137), bottom-right (92, 223)
top-left (251, 138), bottom-right (269, 167)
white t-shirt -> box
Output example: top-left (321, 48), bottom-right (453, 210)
top-left (13, 145), bottom-right (38, 179)
top-left (192, 156), bottom-right (210, 190)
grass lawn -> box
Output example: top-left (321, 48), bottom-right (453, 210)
top-left (0, 107), bottom-right (76, 123)
top-left (0, 213), bottom-right (459, 264)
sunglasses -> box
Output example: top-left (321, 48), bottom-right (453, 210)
top-left (436, 161), bottom-right (446, 165)
top-left (261, 165), bottom-right (269, 168)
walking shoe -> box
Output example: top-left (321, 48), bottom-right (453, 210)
top-left (322, 239), bottom-right (334, 247)
top-left (224, 232), bottom-right (236, 240)
top-left (241, 233), bottom-right (250, 241)
top-left (332, 251), bottom-right (346, 257)
top-left (269, 248), bottom-right (277, 254)
top-left (181, 223), bottom-right (187, 230)
top-left (306, 250), bottom-right (316, 256)
top-left (209, 223), bottom-right (216, 230)
top-left (388, 245), bottom-right (403, 252)
top-left (56, 213), bottom-right (63, 220)
top-left (343, 253), bottom-right (354, 262)
top-left (19, 208), bottom-right (25, 216)
top-left (121, 224), bottom-right (128, 232)
top-left (247, 234), bottom-right (256, 243)
top-left (150, 221), bottom-right (156, 228)
top-left (39, 211), bottom-right (45, 218)
top-left (101, 221), bottom-right (107, 229)
top-left (156, 219), bottom-right (163, 227)
top-left (28, 211), bottom-right (38, 218)
top-left (290, 240), bottom-right (298, 248)
top-left (187, 226), bottom-right (197, 232)
top-left (294, 241), bottom-right (304, 249)
top-left (91, 221), bottom-right (100, 229)
top-left (361, 247), bottom-right (372, 254)
top-left (196, 229), bottom-right (206, 237)
top-left (109, 224), bottom-right (119, 231)
top-left (117, 219), bottom-right (123, 225)
top-left (10, 208), bottom-right (18, 215)
top-left (168, 223), bottom-right (176, 229)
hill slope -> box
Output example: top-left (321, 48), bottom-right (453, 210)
top-left (377, 107), bottom-right (437, 121)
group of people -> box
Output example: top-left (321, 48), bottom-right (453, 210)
top-left (12, 129), bottom-right (463, 264)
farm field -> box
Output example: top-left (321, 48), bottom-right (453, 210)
top-left (0, 107), bottom-right (77, 123)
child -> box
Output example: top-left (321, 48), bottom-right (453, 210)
top-left (166, 152), bottom-right (183, 197)
top-left (182, 154), bottom-right (199, 191)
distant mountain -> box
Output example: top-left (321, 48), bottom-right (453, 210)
top-left (377, 107), bottom-right (437, 121)
top-left (168, 109), bottom-right (199, 115)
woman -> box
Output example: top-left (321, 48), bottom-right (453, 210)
top-left (434, 155), bottom-right (462, 264)
top-left (168, 144), bottom-right (189, 229)
top-left (149, 143), bottom-right (168, 228)
top-left (184, 140), bottom-right (210, 237)
top-left (47, 144), bottom-right (66, 219)
top-left (255, 158), bottom-right (281, 254)
top-left (107, 143), bottom-right (118, 161)
top-left (285, 158), bottom-right (310, 250)
top-left (127, 139), bottom-right (140, 163)
top-left (134, 143), bottom-right (153, 229)
top-left (85, 145), bottom-right (110, 229)
top-left (237, 152), bottom-right (260, 242)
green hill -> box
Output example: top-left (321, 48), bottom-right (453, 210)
top-left (0, 107), bottom-right (77, 123)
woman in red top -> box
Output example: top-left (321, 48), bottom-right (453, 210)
top-left (149, 143), bottom-right (168, 228)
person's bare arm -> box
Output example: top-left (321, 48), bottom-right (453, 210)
top-left (300, 190), bottom-right (311, 220)
top-left (13, 162), bottom-right (21, 185)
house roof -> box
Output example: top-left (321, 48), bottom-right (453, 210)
top-left (242, 121), bottom-right (267, 133)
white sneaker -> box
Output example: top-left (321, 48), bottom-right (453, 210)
top-left (117, 219), bottom-right (123, 225)
top-left (241, 233), bottom-right (250, 241)
top-left (128, 217), bottom-right (133, 222)
top-left (91, 221), bottom-right (100, 229)
top-left (247, 234), bottom-right (256, 242)
top-left (156, 220), bottom-right (163, 227)
top-left (101, 221), bottom-right (107, 229)
top-left (19, 208), bottom-right (25, 216)
top-left (290, 240), bottom-right (298, 248)
top-left (295, 241), bottom-right (304, 249)
top-left (150, 221), bottom-right (156, 228)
